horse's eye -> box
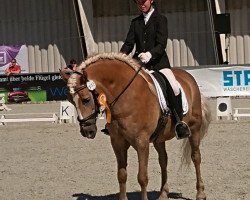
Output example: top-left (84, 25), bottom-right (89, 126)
top-left (82, 97), bottom-right (91, 104)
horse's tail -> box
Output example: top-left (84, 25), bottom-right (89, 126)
top-left (180, 95), bottom-right (212, 167)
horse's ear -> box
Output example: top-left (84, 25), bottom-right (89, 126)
top-left (60, 69), bottom-right (71, 82)
top-left (83, 70), bottom-right (87, 78)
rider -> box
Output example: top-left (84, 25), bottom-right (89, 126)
top-left (118, 0), bottom-right (190, 139)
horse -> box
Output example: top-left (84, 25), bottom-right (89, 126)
top-left (60, 52), bottom-right (211, 200)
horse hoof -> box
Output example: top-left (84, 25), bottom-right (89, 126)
top-left (196, 195), bottom-right (206, 200)
top-left (157, 193), bottom-right (169, 200)
top-left (196, 192), bottom-right (206, 200)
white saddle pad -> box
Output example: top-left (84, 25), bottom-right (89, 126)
top-left (148, 72), bottom-right (188, 114)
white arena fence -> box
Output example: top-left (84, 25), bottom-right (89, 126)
top-left (0, 101), bottom-right (78, 125)
top-left (216, 97), bottom-right (250, 120)
top-left (1, 95), bottom-right (249, 124)
top-left (0, 94), bottom-right (11, 111)
top-left (0, 113), bottom-right (58, 125)
top-left (233, 108), bottom-right (250, 120)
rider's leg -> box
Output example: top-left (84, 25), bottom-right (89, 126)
top-left (159, 68), bottom-right (191, 139)
top-left (159, 68), bottom-right (180, 96)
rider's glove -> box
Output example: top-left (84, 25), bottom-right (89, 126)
top-left (138, 52), bottom-right (152, 64)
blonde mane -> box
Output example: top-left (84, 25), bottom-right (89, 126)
top-left (68, 52), bottom-right (156, 95)
top-left (78, 52), bottom-right (140, 71)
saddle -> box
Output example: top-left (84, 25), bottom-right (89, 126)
top-left (151, 71), bottom-right (170, 107)
top-left (149, 71), bottom-right (189, 141)
top-left (149, 71), bottom-right (173, 142)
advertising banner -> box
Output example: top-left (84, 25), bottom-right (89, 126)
top-left (0, 66), bottom-right (249, 103)
top-left (187, 66), bottom-right (250, 97)
top-left (0, 73), bottom-right (67, 103)
top-left (0, 45), bottom-right (29, 74)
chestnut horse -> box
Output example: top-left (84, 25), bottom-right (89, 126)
top-left (60, 52), bottom-right (211, 200)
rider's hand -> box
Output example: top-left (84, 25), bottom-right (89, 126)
top-left (138, 52), bottom-right (152, 63)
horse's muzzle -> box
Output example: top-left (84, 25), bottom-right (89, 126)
top-left (79, 118), bottom-right (97, 139)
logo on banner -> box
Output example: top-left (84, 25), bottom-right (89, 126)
top-left (223, 70), bottom-right (250, 92)
top-left (0, 52), bottom-right (6, 65)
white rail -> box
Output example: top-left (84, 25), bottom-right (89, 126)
top-left (233, 108), bottom-right (250, 120)
top-left (0, 113), bottom-right (58, 125)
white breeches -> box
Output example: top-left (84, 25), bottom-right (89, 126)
top-left (159, 68), bottom-right (180, 96)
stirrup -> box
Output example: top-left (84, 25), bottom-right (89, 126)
top-left (175, 121), bottom-right (191, 140)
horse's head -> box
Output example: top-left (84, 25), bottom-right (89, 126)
top-left (60, 70), bottom-right (99, 139)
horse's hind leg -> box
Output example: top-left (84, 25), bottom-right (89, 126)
top-left (111, 136), bottom-right (130, 200)
top-left (153, 142), bottom-right (169, 200)
top-left (189, 131), bottom-right (206, 200)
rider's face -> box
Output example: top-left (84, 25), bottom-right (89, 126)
top-left (135, 0), bottom-right (153, 13)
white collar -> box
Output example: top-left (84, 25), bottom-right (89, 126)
top-left (143, 8), bottom-right (155, 24)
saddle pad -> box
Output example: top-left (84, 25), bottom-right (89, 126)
top-left (148, 71), bottom-right (188, 114)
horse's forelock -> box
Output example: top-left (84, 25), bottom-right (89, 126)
top-left (67, 70), bottom-right (88, 94)
top-left (67, 73), bottom-right (78, 94)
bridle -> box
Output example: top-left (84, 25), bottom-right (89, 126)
top-left (71, 78), bottom-right (100, 126)
top-left (76, 86), bottom-right (99, 126)
top-left (70, 65), bottom-right (143, 126)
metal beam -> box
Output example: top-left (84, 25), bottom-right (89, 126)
top-left (207, 0), bottom-right (224, 65)
top-left (72, 0), bottom-right (88, 59)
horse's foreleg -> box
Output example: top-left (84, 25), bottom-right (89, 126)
top-left (153, 142), bottom-right (169, 200)
top-left (111, 137), bottom-right (130, 200)
top-left (189, 133), bottom-right (206, 200)
top-left (136, 139), bottom-right (150, 200)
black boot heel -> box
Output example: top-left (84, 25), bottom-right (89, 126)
top-left (101, 128), bottom-right (109, 135)
top-left (175, 121), bottom-right (191, 139)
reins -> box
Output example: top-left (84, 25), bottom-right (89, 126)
top-left (70, 64), bottom-right (143, 123)
top-left (109, 64), bottom-right (143, 107)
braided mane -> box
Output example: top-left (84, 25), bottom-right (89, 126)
top-left (77, 52), bottom-right (140, 71)
top-left (68, 52), bottom-right (156, 95)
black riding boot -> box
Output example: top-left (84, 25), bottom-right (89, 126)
top-left (169, 92), bottom-right (191, 139)
top-left (154, 70), bottom-right (191, 139)
top-left (101, 124), bottom-right (109, 135)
